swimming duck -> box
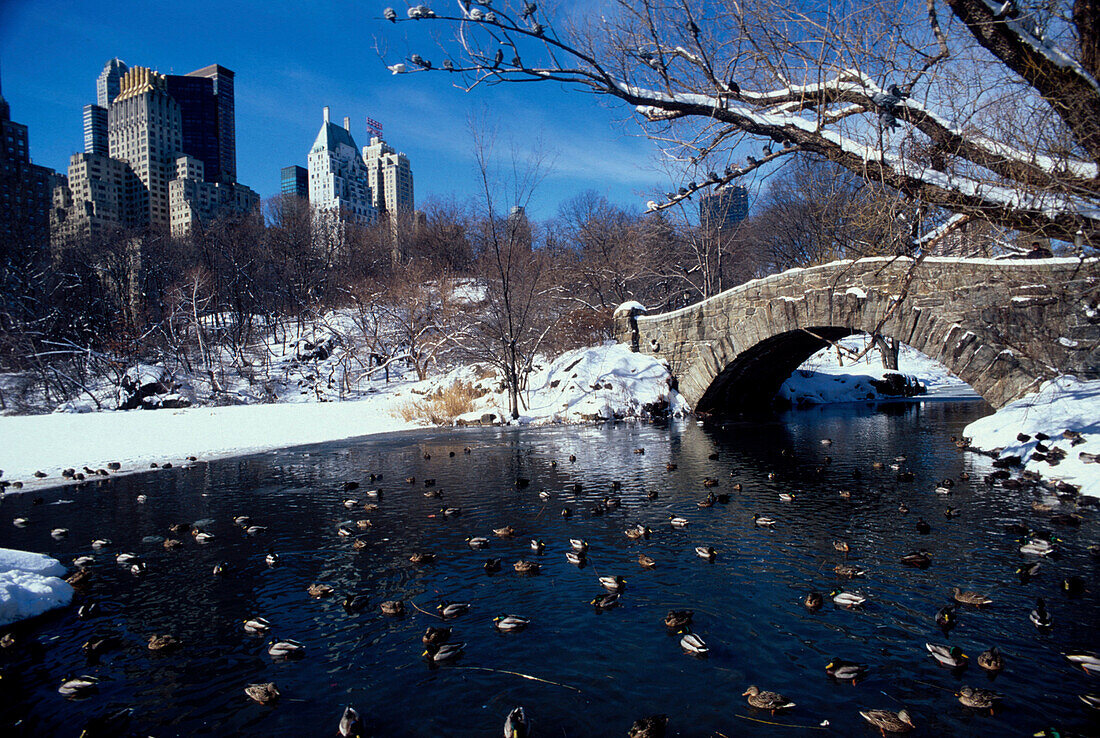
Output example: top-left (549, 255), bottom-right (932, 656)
top-left (530, 539), bottom-right (545, 554)
top-left (246, 525), bottom-right (268, 536)
top-left (342, 594), bottom-right (370, 612)
top-left (977, 646), bottom-right (1003, 673)
top-left (670, 516), bottom-right (689, 529)
top-left (504, 706), bottom-right (529, 738)
top-left (664, 610), bottom-right (693, 629)
top-left (424, 490), bottom-right (443, 498)
top-left (680, 632), bottom-right (708, 655)
top-left (67, 569), bottom-right (92, 587)
top-left (244, 617), bottom-right (271, 634)
top-left (308, 583), bottom-right (334, 597)
top-left (380, 600), bottom-right (405, 616)
top-left (1029, 598), bottom-right (1053, 629)
top-left (648, 490), bottom-right (660, 500)
top-left (194, 531), bottom-right (215, 544)
top-left (148, 634), bottom-right (181, 652)
top-left (624, 525), bottom-right (650, 540)
top-left (73, 555), bottom-right (95, 569)
top-left (514, 560), bottom-right (541, 575)
top-left (82, 635), bottom-right (120, 660)
top-left (538, 490), bottom-right (551, 501)
top-left (859, 708), bottom-right (915, 734)
top-left (213, 561), bottom-right (230, 576)
top-left (569, 538), bottom-right (588, 552)
top-left (423, 642), bottom-right (465, 662)
top-left (743, 685), bottom-right (795, 713)
top-left (834, 564), bottom-right (865, 578)
top-left (1079, 694), bottom-right (1100, 710)
top-left (591, 592), bottom-right (620, 610)
top-left (91, 538), bottom-right (112, 549)
top-left (130, 561), bottom-right (148, 577)
top-left (422, 626), bottom-right (451, 647)
top-left (833, 540), bottom-right (850, 553)
top-left (953, 588), bottom-right (993, 607)
top-left (494, 615), bottom-right (530, 632)
top-left (58, 675), bottom-right (99, 697)
top-left (926, 643), bottom-right (967, 669)
top-left (753, 514), bottom-right (776, 528)
top-left (831, 589), bottom-right (865, 608)
top-left (441, 507), bottom-right (461, 517)
top-left (566, 551), bottom-right (586, 566)
top-left (779, 493), bottom-right (795, 503)
top-left (265, 550), bottom-right (279, 566)
top-left (267, 637), bottom-right (304, 659)
top-left (77, 602), bottom-right (102, 619)
top-left (494, 526), bottom-right (515, 538)
top-left (245, 682), bottom-right (279, 705)
top-left (695, 546), bottom-right (717, 560)
top-left (638, 553), bottom-right (656, 568)
top-left (805, 592), bottom-right (824, 610)
top-left (898, 503), bottom-right (909, 514)
top-left (599, 575), bottom-right (627, 592)
top-left (51, 527), bottom-right (69, 539)
top-left (116, 552), bottom-right (138, 564)
top-left (437, 601), bottom-right (471, 619)
top-left (1064, 652), bottom-right (1100, 675)
top-left (484, 557), bottom-right (502, 572)
top-left (936, 604), bottom-right (958, 632)
top-left (352, 539), bottom-right (368, 550)
top-left (916, 518), bottom-right (931, 534)
top-left (1020, 538), bottom-right (1055, 556)
top-left (702, 477), bottom-right (719, 488)
top-left (338, 705), bottom-right (363, 737)
top-left (825, 658), bottom-right (868, 684)
top-left (466, 536), bottom-right (489, 549)
top-left (900, 550), bottom-right (932, 568)
top-left (409, 552), bottom-right (436, 565)
top-left (234, 515), bottom-right (251, 526)
top-left (957, 685), bottom-right (1002, 715)
top-left (1063, 575), bottom-right (1085, 596)
top-left (628, 714), bottom-right (668, 738)
top-left (343, 499), bottom-right (359, 508)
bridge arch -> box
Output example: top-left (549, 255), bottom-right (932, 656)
top-left (615, 257), bottom-right (1099, 413)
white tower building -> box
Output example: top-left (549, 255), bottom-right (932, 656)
top-left (362, 134), bottom-right (413, 215)
top-left (307, 107), bottom-right (376, 224)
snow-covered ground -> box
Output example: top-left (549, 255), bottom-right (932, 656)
top-left (964, 376), bottom-right (1100, 498)
top-left (778, 334), bottom-right (973, 405)
top-left (0, 548), bottom-right (73, 627)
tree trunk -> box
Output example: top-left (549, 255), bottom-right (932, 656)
top-left (874, 335), bottom-right (900, 371)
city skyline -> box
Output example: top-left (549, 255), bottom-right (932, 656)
top-left (0, 1), bottom-right (682, 222)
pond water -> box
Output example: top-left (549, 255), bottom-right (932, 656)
top-left (1, 400), bottom-right (1098, 736)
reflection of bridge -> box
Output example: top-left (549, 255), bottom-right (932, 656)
top-left (614, 257), bottom-right (1100, 413)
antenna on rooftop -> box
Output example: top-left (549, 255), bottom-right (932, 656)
top-left (365, 116), bottom-right (383, 139)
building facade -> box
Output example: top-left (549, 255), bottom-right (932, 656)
top-left (187, 65), bottom-right (235, 184)
top-left (96, 58), bottom-right (128, 108)
top-left (307, 107), bottom-right (376, 223)
top-left (49, 152), bottom-right (139, 242)
top-left (280, 165), bottom-right (308, 198)
top-left (0, 74), bottom-right (55, 246)
top-left (82, 104), bottom-right (108, 156)
top-left (699, 185), bottom-right (749, 231)
top-left (362, 134), bottom-right (413, 215)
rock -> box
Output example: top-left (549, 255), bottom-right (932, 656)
top-left (294, 330), bottom-right (337, 362)
top-left (117, 364), bottom-right (193, 410)
top-left (869, 372), bottom-right (926, 397)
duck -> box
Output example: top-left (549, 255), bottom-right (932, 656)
top-left (493, 525), bottom-right (515, 538)
top-left (115, 552), bottom-right (138, 564)
top-left (624, 525), bottom-right (650, 540)
top-left (599, 575), bottom-right (627, 592)
top-left (308, 583), bottom-right (334, 597)
top-left (466, 536), bottom-right (489, 549)
top-left (245, 682), bottom-right (280, 705)
top-left (638, 553), bottom-right (656, 568)
top-left (265, 550), bottom-right (279, 566)
top-left (343, 498), bottom-right (359, 509)
top-left (664, 610), bottom-right (693, 629)
top-left (977, 646), bottom-right (1003, 673)
top-left (504, 706), bottom-right (529, 738)
top-left (380, 600), bottom-right (405, 616)
top-left (51, 527), bottom-right (69, 539)
top-left (422, 626), bottom-right (451, 647)
top-left (833, 540), bottom-right (850, 553)
top-left (148, 634), bottom-right (181, 652)
top-left (900, 550), bottom-right (932, 568)
top-left (438, 601), bottom-right (471, 619)
top-left (565, 551), bottom-right (585, 565)
top-left (1063, 575), bottom-right (1085, 596)
top-left (825, 658), bottom-right (868, 684)
top-left (130, 561), bottom-right (148, 577)
top-left (628, 714), bottom-right (668, 738)
top-left (267, 637), bottom-right (305, 659)
top-left (591, 592), bottom-right (620, 610)
top-left (702, 477), bottom-right (719, 488)
top-left (77, 602), bottom-right (102, 619)
top-left (957, 686), bottom-right (1002, 715)
top-left (926, 642), bottom-right (967, 669)
top-left (1029, 597), bottom-right (1053, 628)
top-left (742, 685), bottom-right (796, 713)
top-left (352, 539), bottom-right (368, 550)
top-left (1079, 694), bottom-right (1100, 710)
top-left (484, 557), bottom-right (502, 572)
top-left (859, 708), bottom-right (915, 734)
top-left (916, 518), bottom-right (931, 534)
top-left (58, 675), bottom-right (99, 697)
top-left (831, 589), bottom-right (865, 608)
top-left (493, 615), bottom-right (530, 632)
top-left (91, 538), bottom-right (112, 549)
top-left (72, 555), bottom-right (95, 569)
top-left (409, 552), bottom-right (436, 565)
top-left (648, 490), bottom-right (660, 500)
top-left (342, 594), bottom-right (370, 612)
top-left (441, 507), bottom-right (461, 517)
top-left (529, 539), bottom-right (545, 554)
top-left (243, 617), bottom-right (271, 634)
top-left (697, 494), bottom-right (717, 508)
top-left (234, 515), bottom-right (251, 526)
top-left (569, 538), bottom-right (588, 552)
top-left (1064, 652), bottom-right (1100, 675)
top-left (423, 642), bottom-right (465, 662)
top-left (1020, 538), bottom-right (1055, 556)
top-left (779, 493), bottom-right (795, 502)
top-left (695, 546), bottom-right (717, 560)
top-left (213, 561), bottom-right (230, 577)
top-left (538, 490), bottom-right (551, 501)
top-left (936, 604), bottom-right (958, 632)
top-left (424, 489), bottom-right (443, 498)
top-left (338, 705), bottom-right (363, 737)
top-left (514, 560), bottom-right (541, 575)
top-left (194, 531), bottom-right (215, 544)
top-left (680, 632), bottom-right (708, 655)
top-left (163, 538), bottom-right (183, 550)
top-left (753, 514), bottom-right (776, 528)
top-left (805, 592), bottom-right (824, 610)
top-left (669, 515), bottom-right (689, 529)
top-left (952, 587), bottom-right (992, 607)
top-left (82, 635), bottom-right (120, 660)
top-left (834, 564), bottom-right (865, 578)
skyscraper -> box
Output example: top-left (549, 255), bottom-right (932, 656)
top-left (362, 134), bottom-right (413, 215)
top-left (0, 72), bottom-right (55, 246)
top-left (165, 74), bottom-right (220, 183)
top-left (96, 58), bottom-right (128, 107)
top-left (82, 104), bottom-right (108, 155)
top-left (308, 108), bottom-right (376, 223)
top-left (281, 165), bottom-right (308, 198)
top-left (187, 64), bottom-right (235, 184)
top-left (699, 185), bottom-right (749, 230)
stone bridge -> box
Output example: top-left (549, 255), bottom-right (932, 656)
top-left (614, 257), bottom-right (1100, 413)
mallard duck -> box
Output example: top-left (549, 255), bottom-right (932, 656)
top-left (423, 642), bottom-right (465, 662)
top-left (116, 552), bottom-right (138, 564)
top-left (638, 553), bottom-right (656, 568)
top-left (466, 536), bottom-right (489, 549)
top-left (648, 490), bottom-right (660, 500)
top-left (234, 515), bottom-right (251, 526)
top-left (409, 552), bottom-right (436, 565)
top-left (343, 594), bottom-right (370, 612)
top-left (936, 604), bottom-right (958, 633)
top-left (669, 515), bottom-right (689, 529)
top-left (244, 617), bottom-right (271, 634)
top-left (494, 615), bottom-right (530, 632)
top-left (599, 575), bottom-right (626, 592)
top-left (859, 708), bottom-right (915, 734)
top-left (698, 494), bottom-right (716, 508)
top-left (628, 714), bottom-right (668, 738)
top-left (148, 634), bottom-right (181, 652)
top-left (834, 564), bottom-right (865, 578)
top-left (77, 602), bottom-right (102, 619)
top-left (352, 538), bottom-right (368, 550)
top-left (1029, 598), bottom-right (1052, 628)
top-left (753, 514), bottom-right (776, 528)
top-left (380, 600), bottom-right (405, 616)
top-left (484, 557), bottom-right (502, 572)
top-left (163, 538), bottom-right (183, 550)
top-left (422, 626), bottom-right (451, 647)
top-left (695, 546), bottom-right (717, 560)
top-left (82, 635), bottom-right (120, 660)
top-left (213, 561), bottom-right (230, 576)
top-left (566, 551), bottom-right (586, 566)
top-left (1065, 652), bottom-right (1100, 675)
top-left (265, 550), bottom-right (279, 566)
top-left (342, 498), bottom-right (359, 508)
top-left (514, 560), bottom-right (541, 575)
top-left (680, 632), bottom-right (708, 655)
top-left (130, 561), bottom-right (148, 576)
top-left (245, 681), bottom-right (280, 704)
top-left (338, 705), bottom-right (363, 736)
top-left (900, 550), bottom-right (932, 568)
top-left (441, 507), bottom-right (461, 517)
top-left (529, 539), bottom-right (545, 554)
top-left (1063, 575), bottom-right (1085, 596)
top-left (91, 538), bottom-right (112, 549)
top-left (957, 686), bottom-right (1002, 715)
top-left (898, 503), bottom-right (909, 513)
top-left (424, 489), bottom-right (443, 498)
top-left (664, 610), bottom-right (693, 629)
top-left (503, 706), bottom-right (529, 738)
top-left (833, 540), bottom-right (850, 553)
top-left (537, 490), bottom-right (551, 501)
top-left (977, 646), bottom-right (1003, 673)
top-left (1080, 694), bottom-right (1100, 710)
top-left (51, 527), bottom-right (69, 538)
top-left (494, 525), bottom-right (515, 538)
top-left (914, 518), bottom-right (932, 536)
top-left (926, 643), bottom-right (967, 669)
top-left (624, 525), bottom-right (650, 540)
top-left (952, 587), bottom-right (993, 607)
top-left (591, 592), bottom-right (620, 610)
top-left (1020, 538), bottom-right (1055, 556)
top-left (805, 592), bottom-right (824, 610)
top-left (362, 503), bottom-right (380, 512)
top-left (268, 637), bottom-right (304, 659)
top-left (831, 589), bottom-right (865, 608)
top-left (779, 493), bottom-right (795, 503)
top-left (66, 569), bottom-right (92, 587)
top-left (194, 531), bottom-right (215, 543)
top-left (1016, 562), bottom-right (1041, 583)
top-left (569, 538), bottom-right (588, 552)
top-left (59, 675), bottom-right (99, 697)
top-left (438, 601), bottom-right (471, 619)
top-left (308, 583), bottom-right (334, 597)
top-left (743, 685), bottom-right (795, 713)
top-left (825, 658), bottom-right (868, 684)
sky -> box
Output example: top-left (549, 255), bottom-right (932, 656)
top-left (0, 0), bottom-right (683, 221)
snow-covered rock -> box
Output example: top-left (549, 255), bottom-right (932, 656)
top-left (0, 548), bottom-right (73, 626)
top-left (964, 376), bottom-right (1100, 498)
top-left (613, 300), bottom-right (647, 317)
top-left (117, 364), bottom-right (193, 411)
top-left (293, 330), bottom-right (337, 362)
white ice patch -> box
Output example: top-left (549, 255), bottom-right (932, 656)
top-left (0, 548), bottom-right (73, 626)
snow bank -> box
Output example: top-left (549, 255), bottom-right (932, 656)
top-left (964, 376), bottom-right (1100, 498)
top-left (0, 548), bottom-right (73, 626)
top-left (778, 334), bottom-right (972, 405)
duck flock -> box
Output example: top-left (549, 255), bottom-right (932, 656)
top-left (1, 422), bottom-right (1099, 736)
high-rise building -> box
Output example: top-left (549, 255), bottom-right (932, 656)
top-left (165, 74), bottom-right (220, 183)
top-left (699, 185), bottom-right (749, 230)
top-left (96, 58), bottom-right (128, 107)
top-left (281, 165), bottom-right (308, 198)
top-left (362, 134), bottom-right (413, 215)
top-left (0, 73), bottom-right (55, 246)
top-left (168, 154), bottom-right (259, 236)
top-left (187, 64), bottom-right (235, 184)
top-left (82, 104), bottom-right (108, 155)
top-left (50, 152), bottom-right (139, 241)
top-left (307, 107), bottom-right (376, 223)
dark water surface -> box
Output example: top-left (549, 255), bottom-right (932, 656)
top-left (1, 401), bottom-right (1098, 736)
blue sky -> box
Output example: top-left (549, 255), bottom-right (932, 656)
top-left (0, 1), bottom-right (677, 220)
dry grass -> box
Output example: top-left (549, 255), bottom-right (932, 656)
top-left (396, 379), bottom-right (485, 424)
